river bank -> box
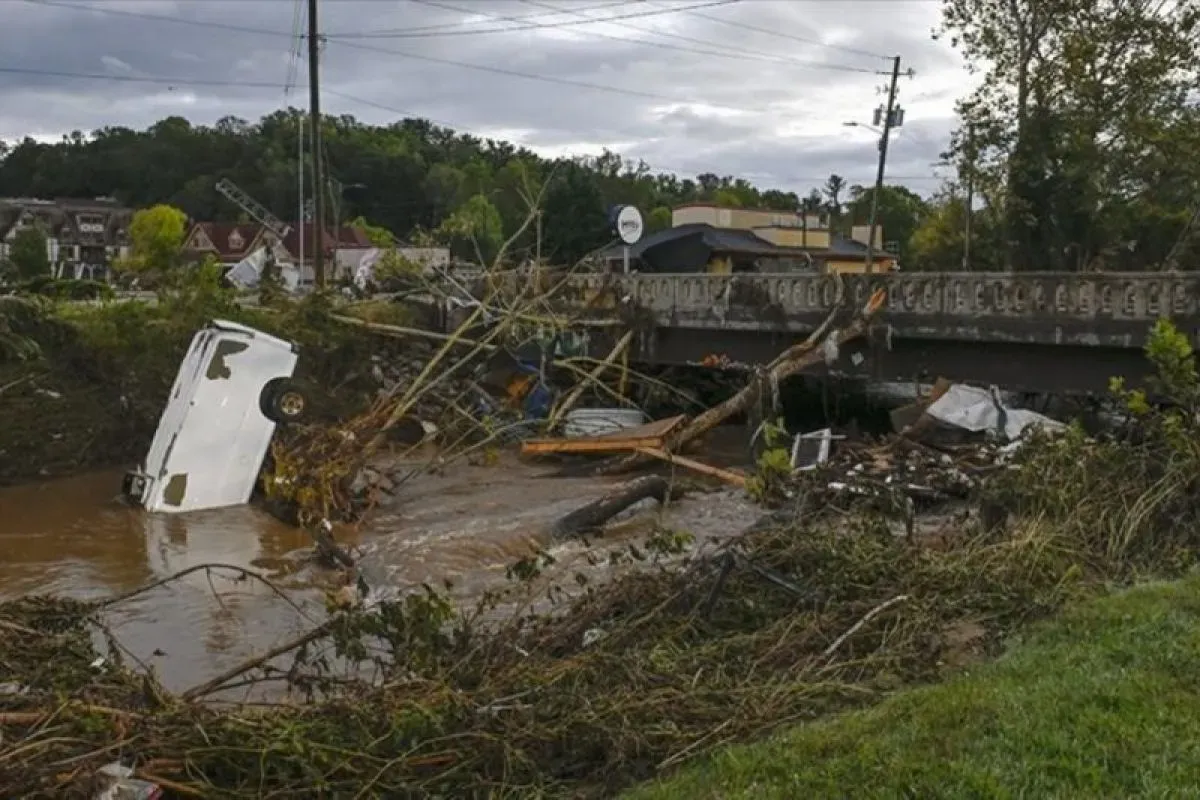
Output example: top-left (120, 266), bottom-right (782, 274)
top-left (0, 284), bottom-right (417, 488)
top-left (3, 283), bottom-right (1196, 796)
top-left (6, 391), bottom-right (1200, 797)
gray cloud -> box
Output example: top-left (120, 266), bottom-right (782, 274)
top-left (1, 0), bottom-right (976, 196)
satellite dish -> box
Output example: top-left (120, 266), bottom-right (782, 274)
top-left (614, 205), bottom-right (644, 245)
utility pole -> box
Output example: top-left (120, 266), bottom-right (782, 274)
top-left (297, 113), bottom-right (304, 270)
top-left (307, 0), bottom-right (326, 289)
top-left (865, 55), bottom-right (902, 276)
top-left (963, 122), bottom-right (974, 271)
top-left (535, 210), bottom-right (543, 265)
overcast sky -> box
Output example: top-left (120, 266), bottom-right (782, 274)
top-left (1, 0), bottom-right (977, 196)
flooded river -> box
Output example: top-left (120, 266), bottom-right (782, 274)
top-left (0, 432), bottom-right (761, 694)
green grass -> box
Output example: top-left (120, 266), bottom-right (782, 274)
top-left (629, 576), bottom-right (1200, 800)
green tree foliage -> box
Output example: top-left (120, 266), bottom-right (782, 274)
top-left (823, 174), bottom-right (847, 222)
top-left (844, 185), bottom-right (930, 262)
top-left (437, 194), bottom-right (504, 266)
top-left (126, 204), bottom-right (187, 272)
top-left (909, 189), bottom-right (1006, 272)
top-left (646, 206), bottom-right (672, 234)
top-left (6, 226), bottom-right (50, 279)
top-left (348, 216), bottom-right (395, 247)
top-left (0, 113), bottom-right (811, 268)
top-left (938, 0), bottom-right (1200, 271)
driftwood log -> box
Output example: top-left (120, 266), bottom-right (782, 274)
top-left (552, 475), bottom-right (670, 537)
top-left (598, 287), bottom-right (888, 476)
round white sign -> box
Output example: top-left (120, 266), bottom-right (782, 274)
top-left (615, 205), bottom-right (644, 245)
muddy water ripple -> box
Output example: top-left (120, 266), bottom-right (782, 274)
top-left (0, 435), bottom-right (762, 693)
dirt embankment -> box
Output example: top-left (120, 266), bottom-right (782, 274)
top-left (0, 292), bottom-right (418, 488)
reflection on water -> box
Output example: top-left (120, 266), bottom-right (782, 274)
top-left (0, 471), bottom-right (324, 692)
top-left (0, 429), bottom-right (763, 693)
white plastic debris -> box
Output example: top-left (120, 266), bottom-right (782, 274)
top-left (822, 335), bottom-right (840, 365)
top-left (582, 627), bottom-right (607, 648)
top-left (791, 428), bottom-right (833, 471)
top-left (94, 762), bottom-right (163, 800)
top-left (925, 384), bottom-right (1066, 441)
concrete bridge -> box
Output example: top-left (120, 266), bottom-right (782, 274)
top-left (534, 271), bottom-right (1198, 395)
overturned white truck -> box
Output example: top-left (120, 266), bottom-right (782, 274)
top-left (122, 320), bottom-right (307, 514)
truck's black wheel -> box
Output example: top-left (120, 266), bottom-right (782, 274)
top-left (260, 378), bottom-right (308, 424)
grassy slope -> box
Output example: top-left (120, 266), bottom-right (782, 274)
top-left (630, 577), bottom-right (1200, 800)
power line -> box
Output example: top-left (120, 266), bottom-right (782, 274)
top-left (522, 0), bottom-right (877, 73)
top-left (324, 0), bottom-right (739, 40)
top-left (284, 0), bottom-right (306, 97)
top-left (21, 0), bottom-right (644, 41)
top-left (336, 0), bottom-right (641, 37)
top-left (20, 0), bottom-right (297, 39)
top-left (0, 65), bottom-right (293, 90)
top-left (0, 69), bottom-right (944, 187)
top-left (665, 2), bottom-right (894, 61)
top-left (324, 88), bottom-right (941, 185)
top-left (328, 38), bottom-right (770, 113)
top-left (407, 0), bottom-right (876, 74)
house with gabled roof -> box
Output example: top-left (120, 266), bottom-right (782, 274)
top-left (0, 196), bottom-right (133, 280)
top-left (182, 220), bottom-right (376, 284)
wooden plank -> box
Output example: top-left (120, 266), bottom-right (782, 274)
top-left (634, 447), bottom-right (748, 488)
top-left (520, 415), bottom-right (687, 456)
top-left (523, 436), bottom-right (670, 455)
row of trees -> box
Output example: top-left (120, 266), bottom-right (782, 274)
top-left (0, 0), bottom-right (1195, 273)
top-left (0, 112), bottom-right (922, 269)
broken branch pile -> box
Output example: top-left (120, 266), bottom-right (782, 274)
top-left (7, 393), bottom-right (1200, 797)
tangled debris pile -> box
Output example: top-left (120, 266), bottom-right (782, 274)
top-left (7, 350), bottom-right (1200, 799)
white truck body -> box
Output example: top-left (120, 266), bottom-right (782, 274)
top-left (123, 319), bottom-right (300, 514)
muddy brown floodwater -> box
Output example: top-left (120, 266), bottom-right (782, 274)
top-left (0, 429), bottom-right (762, 695)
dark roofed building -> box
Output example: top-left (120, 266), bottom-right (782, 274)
top-left (597, 223), bottom-right (811, 275)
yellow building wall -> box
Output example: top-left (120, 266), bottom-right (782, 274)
top-left (672, 206), bottom-right (718, 227)
top-left (707, 255), bottom-right (733, 274)
top-left (672, 205), bottom-right (818, 231)
top-left (753, 227), bottom-right (831, 248)
top-left (824, 259), bottom-right (897, 275)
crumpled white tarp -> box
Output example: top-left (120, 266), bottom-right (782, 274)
top-left (225, 247), bottom-right (300, 292)
top-left (925, 384), bottom-right (1066, 441)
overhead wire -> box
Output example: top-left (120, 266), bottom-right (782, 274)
top-left (19, 0), bottom-right (297, 39)
top-left (324, 0), bottom-right (739, 40)
top-left (283, 0), bottom-right (306, 97)
top-left (408, 0), bottom-right (879, 73)
top-left (323, 88), bottom-right (940, 184)
top-left (6, 3), bottom-right (941, 188)
top-left (327, 37), bottom-right (772, 113)
top-left (0, 65), bottom-right (294, 91)
top-left (339, 0), bottom-right (642, 37)
top-left (0, 65), bottom-right (938, 186)
top-left (664, 2), bottom-right (895, 60)
top-left (519, 0), bottom-right (881, 73)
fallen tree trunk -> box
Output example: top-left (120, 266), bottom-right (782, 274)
top-left (553, 475), bottom-right (670, 537)
top-left (598, 287), bottom-right (888, 476)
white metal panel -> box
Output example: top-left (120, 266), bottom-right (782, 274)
top-left (141, 327), bottom-right (220, 493)
top-left (141, 323), bottom-right (298, 514)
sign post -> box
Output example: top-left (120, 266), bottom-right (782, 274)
top-left (614, 205), bottom-right (644, 274)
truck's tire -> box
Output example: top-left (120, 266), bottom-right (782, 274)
top-left (260, 378), bottom-right (308, 425)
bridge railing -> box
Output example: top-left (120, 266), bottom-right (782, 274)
top-left (545, 271), bottom-right (1200, 324)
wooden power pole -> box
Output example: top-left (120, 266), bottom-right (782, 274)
top-left (865, 55), bottom-right (902, 276)
top-left (307, 0), bottom-right (326, 289)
